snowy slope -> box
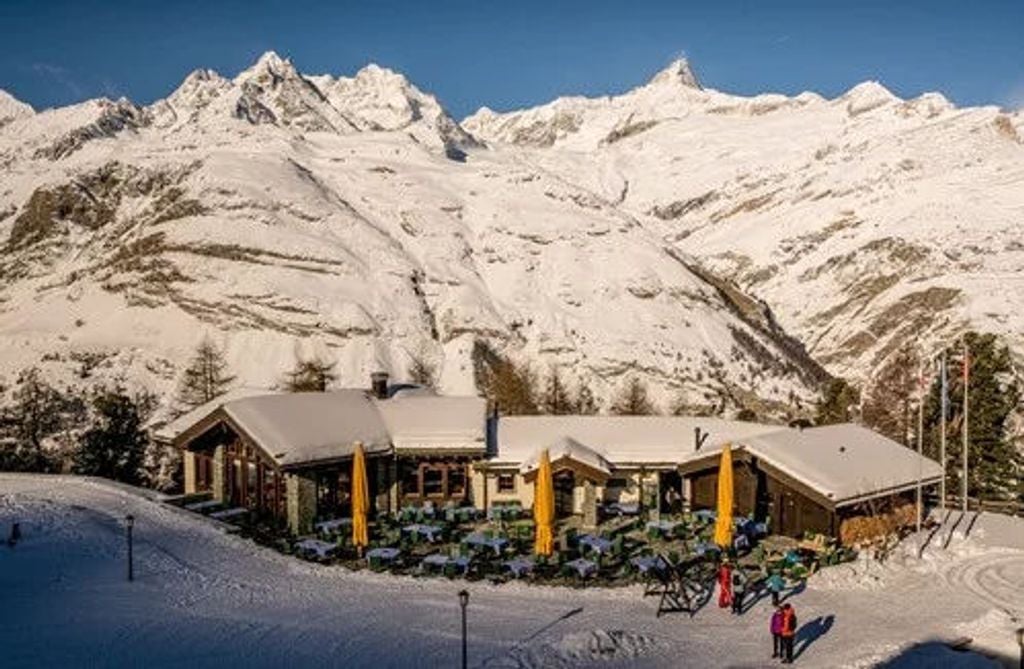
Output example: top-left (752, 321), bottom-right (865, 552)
top-left (0, 53), bottom-right (825, 417)
top-left (465, 60), bottom-right (1024, 379)
top-left (2, 474), bottom-right (1020, 668)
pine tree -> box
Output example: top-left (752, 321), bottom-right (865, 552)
top-left (610, 376), bottom-right (657, 415)
top-left (540, 367), bottom-right (573, 415)
top-left (862, 346), bottom-right (919, 446)
top-left (176, 337), bottom-right (235, 410)
top-left (283, 356), bottom-right (337, 392)
top-left (1, 368), bottom-right (83, 472)
top-left (923, 332), bottom-right (1021, 501)
top-left (815, 378), bottom-right (860, 426)
top-left (74, 386), bottom-right (155, 485)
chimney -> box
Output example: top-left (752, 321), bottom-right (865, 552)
top-left (370, 371), bottom-right (389, 399)
top-left (694, 427), bottom-right (708, 452)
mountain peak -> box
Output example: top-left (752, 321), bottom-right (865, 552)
top-left (0, 88), bottom-right (35, 123)
top-left (647, 58), bottom-right (701, 89)
top-left (235, 50), bottom-right (300, 85)
top-left (840, 80), bottom-right (900, 116)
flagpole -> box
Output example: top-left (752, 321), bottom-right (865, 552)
top-left (939, 352), bottom-right (947, 512)
top-left (962, 339), bottom-right (969, 515)
top-left (916, 360), bottom-right (924, 535)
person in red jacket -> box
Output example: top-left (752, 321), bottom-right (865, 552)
top-left (780, 603), bottom-right (798, 663)
top-left (717, 561), bottom-right (733, 608)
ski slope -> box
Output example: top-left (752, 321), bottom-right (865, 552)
top-left (1, 475), bottom-right (1021, 668)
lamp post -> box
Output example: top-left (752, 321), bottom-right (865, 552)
top-left (125, 514), bottom-right (134, 582)
top-left (1015, 627), bottom-right (1023, 669)
top-left (458, 589), bottom-right (469, 669)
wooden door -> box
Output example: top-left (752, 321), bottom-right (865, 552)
top-left (554, 470), bottom-right (575, 517)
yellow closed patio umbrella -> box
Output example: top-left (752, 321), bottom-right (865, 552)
top-left (351, 441), bottom-right (369, 554)
top-left (713, 444), bottom-right (734, 548)
top-left (533, 449), bottom-right (555, 556)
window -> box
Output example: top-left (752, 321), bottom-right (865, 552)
top-left (497, 473), bottom-right (516, 493)
top-left (317, 470), bottom-right (339, 518)
top-left (401, 462), bottom-right (421, 496)
top-left (448, 466), bottom-right (467, 496)
top-left (262, 467), bottom-right (278, 514)
top-left (246, 462), bottom-right (259, 507)
top-left (422, 467), bottom-right (444, 496)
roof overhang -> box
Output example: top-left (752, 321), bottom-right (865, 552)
top-left (834, 477), bottom-right (943, 509)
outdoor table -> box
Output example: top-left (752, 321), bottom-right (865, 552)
top-left (315, 518), bottom-right (352, 534)
top-left (295, 538), bottom-right (337, 559)
top-left (578, 534), bottom-right (613, 555)
top-left (502, 557), bottom-right (535, 578)
top-left (488, 506), bottom-right (522, 522)
top-left (365, 547), bottom-right (401, 564)
top-left (402, 523), bottom-right (444, 542)
top-left (693, 541), bottom-right (720, 557)
top-left (464, 532), bottom-right (508, 556)
top-left (605, 502), bottom-right (640, 516)
top-left (185, 500), bottom-right (221, 512)
top-left (645, 520), bottom-right (680, 537)
top-left (421, 553), bottom-right (450, 569)
top-left (565, 557), bottom-right (598, 578)
top-left (209, 507), bottom-right (247, 521)
top-left (630, 555), bottom-right (668, 574)
top-left (455, 507), bottom-right (479, 523)
top-left (693, 509), bottom-right (716, 523)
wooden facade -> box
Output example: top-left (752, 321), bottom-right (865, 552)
top-left (689, 456), bottom-right (836, 538)
top-left (178, 413), bottom-right (287, 522)
top-left (397, 457), bottom-right (471, 506)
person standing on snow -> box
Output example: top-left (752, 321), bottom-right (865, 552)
top-left (770, 604), bottom-right (785, 659)
top-left (766, 570), bottom-right (786, 606)
top-left (717, 561), bottom-right (733, 609)
top-left (780, 602), bottom-right (798, 663)
top-left (731, 566), bottom-right (749, 614)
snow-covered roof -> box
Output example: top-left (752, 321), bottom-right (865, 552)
top-left (493, 416), bottom-right (942, 508)
top-left (373, 395), bottom-right (486, 453)
top-left (493, 415), bottom-right (778, 466)
top-left (519, 436), bottom-right (613, 477)
top-left (221, 391), bottom-right (392, 467)
top-left (152, 387), bottom-right (271, 443)
top-left (167, 389), bottom-right (486, 466)
top-left (738, 424), bottom-right (945, 507)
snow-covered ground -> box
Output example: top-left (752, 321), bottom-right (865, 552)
top-left (1, 474), bottom-right (1021, 668)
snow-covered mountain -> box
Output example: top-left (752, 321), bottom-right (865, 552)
top-left (465, 59), bottom-right (1024, 380)
top-left (0, 52), bottom-right (828, 418)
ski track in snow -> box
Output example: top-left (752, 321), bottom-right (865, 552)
top-left (1, 475), bottom-right (1021, 668)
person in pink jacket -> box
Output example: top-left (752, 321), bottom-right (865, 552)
top-left (770, 604), bottom-right (784, 659)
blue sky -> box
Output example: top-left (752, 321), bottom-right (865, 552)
top-left (1, 0), bottom-right (1022, 117)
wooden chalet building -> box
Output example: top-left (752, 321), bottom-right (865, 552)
top-left (157, 375), bottom-right (942, 540)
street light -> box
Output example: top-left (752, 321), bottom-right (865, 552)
top-left (1015, 627), bottom-right (1023, 669)
top-left (125, 514), bottom-right (135, 582)
top-left (458, 589), bottom-right (469, 669)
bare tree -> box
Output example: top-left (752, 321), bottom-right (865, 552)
top-left (407, 351), bottom-right (437, 388)
top-left (540, 367), bottom-right (573, 415)
top-left (572, 382), bottom-right (600, 415)
top-left (471, 340), bottom-right (538, 414)
top-left (862, 346), bottom-right (919, 446)
top-left (610, 376), bottom-right (657, 415)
